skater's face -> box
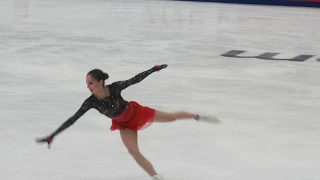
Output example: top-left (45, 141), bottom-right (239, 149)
top-left (86, 74), bottom-right (104, 94)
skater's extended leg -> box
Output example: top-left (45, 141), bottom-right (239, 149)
top-left (120, 128), bottom-right (158, 177)
top-left (154, 110), bottom-right (222, 124)
top-left (153, 110), bottom-right (198, 123)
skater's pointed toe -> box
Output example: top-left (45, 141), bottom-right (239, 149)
top-left (196, 115), bottom-right (222, 124)
top-left (153, 174), bottom-right (165, 180)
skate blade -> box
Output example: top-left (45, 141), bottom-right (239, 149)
top-left (199, 115), bottom-right (222, 124)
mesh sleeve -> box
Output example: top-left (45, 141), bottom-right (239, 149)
top-left (50, 99), bottom-right (92, 138)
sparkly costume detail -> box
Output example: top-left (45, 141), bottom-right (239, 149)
top-left (50, 67), bottom-right (158, 137)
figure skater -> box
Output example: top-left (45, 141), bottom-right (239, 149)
top-left (36, 64), bottom-right (221, 180)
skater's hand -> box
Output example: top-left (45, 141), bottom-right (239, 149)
top-left (35, 136), bottom-right (53, 149)
top-left (153, 64), bottom-right (168, 71)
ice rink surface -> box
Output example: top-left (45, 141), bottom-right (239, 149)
top-left (1, 0), bottom-right (320, 179)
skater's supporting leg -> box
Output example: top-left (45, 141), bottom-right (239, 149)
top-left (120, 128), bottom-right (158, 177)
top-left (153, 110), bottom-right (198, 123)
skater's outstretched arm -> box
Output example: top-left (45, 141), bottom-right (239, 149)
top-left (112, 64), bottom-right (167, 91)
top-left (36, 98), bottom-right (92, 148)
top-left (51, 101), bottom-right (91, 137)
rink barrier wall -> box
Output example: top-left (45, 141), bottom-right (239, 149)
top-left (174, 0), bottom-right (320, 8)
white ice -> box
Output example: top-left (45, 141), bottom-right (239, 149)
top-left (1, 0), bottom-right (320, 180)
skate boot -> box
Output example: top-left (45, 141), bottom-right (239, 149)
top-left (152, 174), bottom-right (165, 180)
top-left (196, 114), bottom-right (222, 124)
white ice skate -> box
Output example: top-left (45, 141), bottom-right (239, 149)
top-left (196, 114), bottom-right (222, 124)
top-left (152, 174), bottom-right (165, 180)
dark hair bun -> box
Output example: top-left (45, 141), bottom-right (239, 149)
top-left (103, 73), bottom-right (109, 80)
top-left (87, 69), bottom-right (109, 82)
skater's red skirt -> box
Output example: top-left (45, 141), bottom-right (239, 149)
top-left (110, 101), bottom-right (156, 131)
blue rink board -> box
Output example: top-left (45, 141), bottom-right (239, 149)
top-left (173, 0), bottom-right (320, 8)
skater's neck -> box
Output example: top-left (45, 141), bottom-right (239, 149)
top-left (94, 86), bottom-right (110, 100)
